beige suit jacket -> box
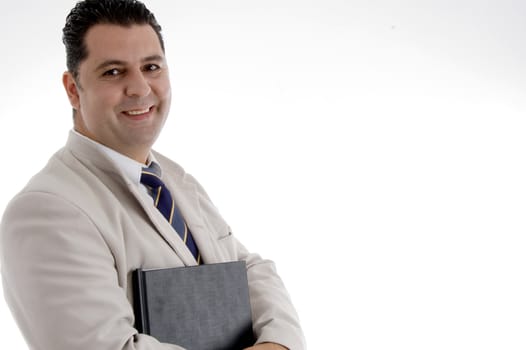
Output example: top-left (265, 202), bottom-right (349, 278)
top-left (1, 132), bottom-right (305, 350)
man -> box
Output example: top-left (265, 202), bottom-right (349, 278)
top-left (0, 1), bottom-right (305, 349)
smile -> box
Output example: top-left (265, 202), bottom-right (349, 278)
top-left (124, 107), bottom-right (152, 116)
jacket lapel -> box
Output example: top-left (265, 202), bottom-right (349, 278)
top-left (169, 179), bottom-right (222, 265)
top-left (66, 131), bottom-right (208, 266)
top-left (128, 183), bottom-right (198, 266)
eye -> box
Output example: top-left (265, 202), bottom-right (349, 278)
top-left (102, 68), bottom-right (121, 76)
top-left (144, 64), bottom-right (161, 72)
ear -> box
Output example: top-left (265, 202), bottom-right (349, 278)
top-left (62, 71), bottom-right (80, 110)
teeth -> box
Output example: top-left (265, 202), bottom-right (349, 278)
top-left (126, 108), bottom-right (150, 115)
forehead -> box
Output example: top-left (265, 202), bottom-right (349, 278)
top-left (83, 24), bottom-right (164, 65)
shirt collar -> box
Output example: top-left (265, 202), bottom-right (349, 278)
top-left (72, 129), bottom-right (160, 186)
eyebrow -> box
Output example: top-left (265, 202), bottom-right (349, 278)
top-left (95, 55), bottom-right (164, 72)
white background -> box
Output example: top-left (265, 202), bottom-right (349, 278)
top-left (1, 1), bottom-right (525, 349)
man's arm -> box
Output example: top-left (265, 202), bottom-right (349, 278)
top-left (216, 230), bottom-right (305, 350)
top-left (0, 192), bottom-right (183, 350)
top-left (178, 168), bottom-right (307, 350)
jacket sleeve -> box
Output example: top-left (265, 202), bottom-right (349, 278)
top-left (0, 191), bottom-right (185, 350)
top-left (218, 231), bottom-right (307, 350)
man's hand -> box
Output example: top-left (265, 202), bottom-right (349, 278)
top-left (244, 343), bottom-right (288, 350)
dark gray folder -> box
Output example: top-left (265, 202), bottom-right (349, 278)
top-left (133, 261), bottom-right (255, 350)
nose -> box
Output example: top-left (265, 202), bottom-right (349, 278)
top-left (125, 70), bottom-right (151, 97)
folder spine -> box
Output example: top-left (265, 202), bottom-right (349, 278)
top-left (133, 268), bottom-right (150, 334)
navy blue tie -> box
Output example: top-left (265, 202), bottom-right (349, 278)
top-left (141, 165), bottom-right (201, 264)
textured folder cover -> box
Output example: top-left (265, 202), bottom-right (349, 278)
top-left (133, 261), bottom-right (254, 350)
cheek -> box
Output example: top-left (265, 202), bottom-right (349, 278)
top-left (163, 88), bottom-right (172, 107)
top-left (154, 77), bottom-right (172, 101)
top-left (81, 88), bottom-right (121, 113)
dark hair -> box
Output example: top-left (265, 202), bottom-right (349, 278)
top-left (62, 0), bottom-right (164, 79)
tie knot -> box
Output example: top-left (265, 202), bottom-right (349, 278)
top-left (141, 163), bottom-right (164, 189)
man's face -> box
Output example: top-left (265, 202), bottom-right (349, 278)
top-left (63, 24), bottom-right (171, 163)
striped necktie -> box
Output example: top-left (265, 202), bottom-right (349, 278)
top-left (140, 164), bottom-right (201, 264)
